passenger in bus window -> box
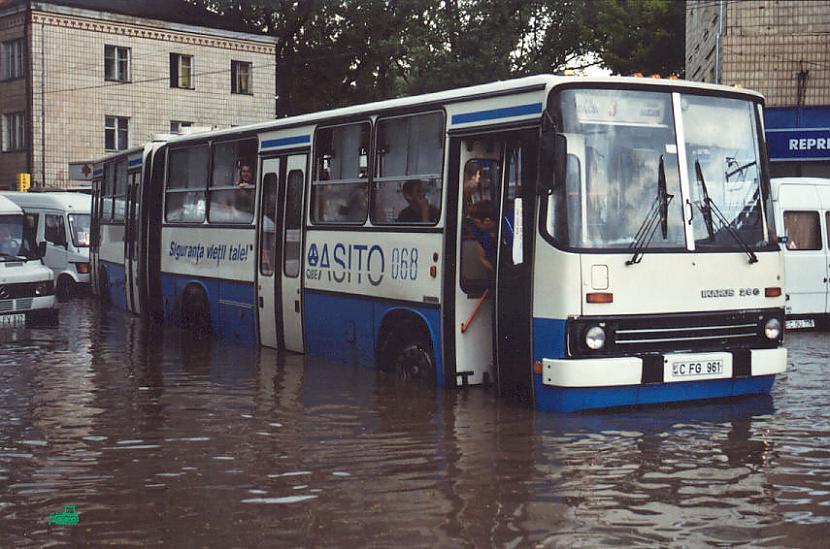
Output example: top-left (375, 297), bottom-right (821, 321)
top-left (237, 164), bottom-right (255, 189)
top-left (463, 162), bottom-right (482, 208)
top-left (340, 182), bottom-right (368, 221)
top-left (396, 179), bottom-right (438, 223)
top-left (469, 200), bottom-right (497, 273)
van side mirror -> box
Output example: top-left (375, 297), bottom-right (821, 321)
top-left (37, 241), bottom-right (47, 258)
top-left (538, 131), bottom-right (567, 193)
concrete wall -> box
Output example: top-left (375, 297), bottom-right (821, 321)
top-left (686, 1), bottom-right (830, 107)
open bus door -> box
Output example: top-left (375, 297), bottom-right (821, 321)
top-left (124, 161), bottom-right (142, 315)
top-left (256, 153), bottom-right (307, 351)
top-left (448, 132), bottom-right (535, 396)
top-left (90, 172), bottom-right (101, 295)
top-left (494, 135), bottom-right (537, 403)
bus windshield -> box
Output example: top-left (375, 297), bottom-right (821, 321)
top-left (681, 94), bottom-right (768, 250)
top-left (69, 213), bottom-right (91, 247)
top-left (547, 88), bottom-right (771, 252)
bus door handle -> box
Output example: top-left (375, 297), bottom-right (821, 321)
top-left (258, 296), bottom-right (264, 308)
top-left (294, 300), bottom-right (300, 313)
top-left (685, 199), bottom-right (694, 224)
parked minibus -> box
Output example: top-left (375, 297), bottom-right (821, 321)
top-left (0, 192), bottom-right (91, 298)
top-left (90, 75), bottom-right (787, 412)
top-left (771, 177), bottom-right (830, 329)
top-left (0, 194), bottom-right (58, 325)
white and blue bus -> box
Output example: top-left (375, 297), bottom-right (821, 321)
top-left (90, 75), bottom-right (787, 412)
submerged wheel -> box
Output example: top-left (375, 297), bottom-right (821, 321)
top-left (182, 286), bottom-right (211, 337)
top-left (56, 275), bottom-right (75, 300)
top-left (381, 321), bottom-right (436, 385)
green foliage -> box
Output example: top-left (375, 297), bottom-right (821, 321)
top-left (186, 0), bottom-right (684, 115)
top-left (593, 0), bottom-right (686, 77)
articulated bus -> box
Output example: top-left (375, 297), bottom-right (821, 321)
top-left (90, 75), bottom-right (787, 412)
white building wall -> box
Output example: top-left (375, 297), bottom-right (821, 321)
top-left (25, 6), bottom-right (275, 189)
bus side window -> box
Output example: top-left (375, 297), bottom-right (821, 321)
top-left (311, 122), bottom-right (369, 224)
top-left (209, 139), bottom-right (257, 224)
top-left (113, 159), bottom-right (128, 221)
top-left (373, 112), bottom-right (443, 224)
top-left (165, 145), bottom-right (209, 223)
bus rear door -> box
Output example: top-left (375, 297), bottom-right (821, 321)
top-left (256, 154), bottom-right (307, 351)
top-left (124, 164), bottom-right (142, 315)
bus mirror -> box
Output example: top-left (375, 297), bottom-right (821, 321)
top-left (538, 132), bottom-right (567, 193)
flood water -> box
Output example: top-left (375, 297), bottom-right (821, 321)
top-left (1, 299), bottom-right (829, 547)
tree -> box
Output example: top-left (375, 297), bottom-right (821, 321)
top-left (593, 0), bottom-right (686, 77)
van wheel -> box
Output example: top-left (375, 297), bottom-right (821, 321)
top-left (182, 287), bottom-right (211, 338)
top-left (381, 325), bottom-right (436, 385)
top-left (56, 275), bottom-right (75, 300)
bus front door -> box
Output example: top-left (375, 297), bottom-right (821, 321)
top-left (494, 136), bottom-right (536, 403)
top-left (452, 138), bottom-right (504, 387)
top-left (257, 157), bottom-right (281, 348)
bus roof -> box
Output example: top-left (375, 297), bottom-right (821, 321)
top-left (162, 74), bottom-right (766, 147)
top-left (0, 191), bottom-right (91, 213)
top-left (0, 194), bottom-right (23, 216)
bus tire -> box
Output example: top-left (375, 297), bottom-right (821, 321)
top-left (56, 275), bottom-right (75, 300)
top-left (380, 321), bottom-right (435, 385)
top-left (182, 286), bottom-right (211, 338)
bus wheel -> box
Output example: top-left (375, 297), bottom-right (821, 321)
top-left (182, 287), bottom-right (211, 338)
top-left (56, 275), bottom-right (75, 300)
top-left (383, 327), bottom-right (435, 385)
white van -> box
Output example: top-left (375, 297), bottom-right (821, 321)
top-left (0, 192), bottom-right (91, 298)
top-left (0, 194), bottom-right (58, 325)
top-left (770, 177), bottom-right (830, 329)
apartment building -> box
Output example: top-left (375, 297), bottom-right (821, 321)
top-left (0, 0), bottom-right (275, 190)
top-left (686, 0), bottom-right (830, 177)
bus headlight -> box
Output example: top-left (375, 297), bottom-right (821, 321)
top-left (764, 317), bottom-right (781, 340)
top-left (585, 325), bottom-right (606, 350)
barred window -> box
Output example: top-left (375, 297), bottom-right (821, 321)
top-left (1, 112), bottom-right (25, 152)
top-left (1, 39), bottom-right (25, 81)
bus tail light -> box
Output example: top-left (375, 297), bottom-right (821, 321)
top-left (533, 361), bottom-right (543, 374)
top-left (765, 287), bottom-right (782, 297)
top-left (586, 292), bottom-right (613, 303)
top-left (75, 262), bottom-right (90, 274)
top-left (430, 265), bottom-right (437, 278)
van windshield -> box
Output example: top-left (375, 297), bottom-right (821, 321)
top-left (0, 214), bottom-right (29, 258)
top-left (69, 214), bottom-right (91, 247)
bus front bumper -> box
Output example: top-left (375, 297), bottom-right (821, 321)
top-left (541, 347), bottom-right (787, 388)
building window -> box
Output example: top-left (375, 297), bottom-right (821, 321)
top-left (170, 120), bottom-right (193, 134)
top-left (231, 60), bottom-right (252, 94)
top-left (104, 45), bottom-right (131, 82)
top-left (104, 116), bottom-right (129, 151)
top-left (1, 39), bottom-right (25, 81)
top-left (170, 53), bottom-right (193, 89)
top-left (1, 112), bottom-right (25, 152)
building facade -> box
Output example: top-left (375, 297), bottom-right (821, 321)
top-left (0, 0), bottom-right (275, 190)
top-left (686, 0), bottom-right (830, 177)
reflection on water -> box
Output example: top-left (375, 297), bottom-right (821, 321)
top-left (0, 301), bottom-right (828, 546)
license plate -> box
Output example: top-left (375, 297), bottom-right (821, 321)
top-left (0, 313), bottom-right (25, 328)
top-left (785, 318), bottom-right (815, 330)
top-left (664, 353), bottom-right (732, 382)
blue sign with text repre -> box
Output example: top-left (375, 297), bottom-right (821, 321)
top-left (766, 129), bottom-right (830, 161)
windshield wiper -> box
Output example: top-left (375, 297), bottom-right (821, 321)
top-left (627, 155), bottom-right (674, 266)
top-left (694, 160), bottom-right (758, 264)
top-left (0, 252), bottom-right (28, 262)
